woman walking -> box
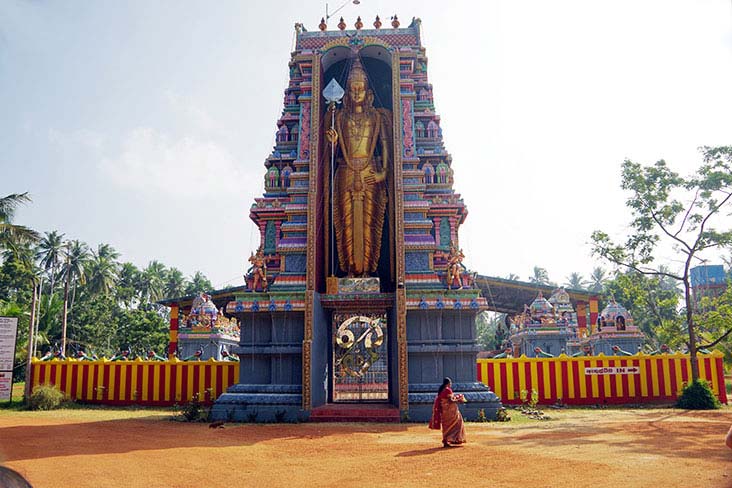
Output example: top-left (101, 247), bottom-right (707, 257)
top-left (429, 377), bottom-right (466, 447)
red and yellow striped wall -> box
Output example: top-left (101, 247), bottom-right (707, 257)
top-left (477, 352), bottom-right (728, 405)
top-left (31, 352), bottom-right (728, 407)
top-left (30, 358), bottom-right (239, 406)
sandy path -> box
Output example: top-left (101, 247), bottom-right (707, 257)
top-left (1, 408), bottom-right (731, 488)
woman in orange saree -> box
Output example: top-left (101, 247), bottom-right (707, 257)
top-left (429, 377), bottom-right (466, 447)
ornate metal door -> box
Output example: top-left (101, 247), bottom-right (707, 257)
top-left (332, 313), bottom-right (388, 402)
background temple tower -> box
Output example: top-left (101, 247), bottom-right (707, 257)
top-left (212, 18), bottom-right (500, 422)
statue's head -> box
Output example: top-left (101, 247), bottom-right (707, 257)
top-left (346, 56), bottom-right (371, 106)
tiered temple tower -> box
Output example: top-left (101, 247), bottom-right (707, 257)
top-left (212, 17), bottom-right (500, 422)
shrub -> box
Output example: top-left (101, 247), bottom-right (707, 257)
top-left (520, 389), bottom-right (539, 409)
top-left (177, 393), bottom-right (209, 422)
top-left (475, 408), bottom-right (488, 422)
top-left (28, 384), bottom-right (65, 411)
top-left (494, 407), bottom-right (511, 422)
top-left (676, 379), bottom-right (721, 410)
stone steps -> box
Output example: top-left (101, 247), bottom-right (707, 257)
top-left (309, 403), bottom-right (401, 423)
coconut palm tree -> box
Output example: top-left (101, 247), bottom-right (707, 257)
top-left (564, 272), bottom-right (588, 290)
top-left (0, 193), bottom-right (40, 248)
top-left (185, 271), bottom-right (213, 296)
top-left (588, 266), bottom-right (608, 293)
top-left (138, 260), bottom-right (167, 306)
top-left (37, 231), bottom-right (65, 309)
top-left (60, 240), bottom-right (89, 354)
top-left (164, 267), bottom-right (187, 298)
top-left (529, 266), bottom-right (552, 286)
top-left (86, 243), bottom-right (119, 295)
top-left (116, 262), bottom-right (141, 308)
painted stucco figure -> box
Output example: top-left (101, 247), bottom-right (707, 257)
top-left (326, 56), bottom-right (393, 277)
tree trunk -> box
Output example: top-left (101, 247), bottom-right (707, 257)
top-left (61, 272), bottom-right (70, 356)
top-left (683, 274), bottom-right (699, 381)
top-left (24, 281), bottom-right (38, 402)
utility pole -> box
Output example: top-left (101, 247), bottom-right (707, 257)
top-left (23, 279), bottom-right (38, 402)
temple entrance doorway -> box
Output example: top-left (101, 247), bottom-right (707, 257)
top-left (331, 312), bottom-right (389, 402)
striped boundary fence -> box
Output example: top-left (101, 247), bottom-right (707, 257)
top-left (30, 353), bottom-right (728, 407)
top-left (30, 359), bottom-right (240, 406)
top-left (477, 352), bottom-right (728, 405)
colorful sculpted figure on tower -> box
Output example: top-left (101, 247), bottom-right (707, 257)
top-left (326, 56), bottom-right (393, 277)
top-left (446, 243), bottom-right (465, 289)
top-left (247, 247), bottom-right (268, 291)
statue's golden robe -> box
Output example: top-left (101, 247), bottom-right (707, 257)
top-left (331, 106), bottom-right (392, 277)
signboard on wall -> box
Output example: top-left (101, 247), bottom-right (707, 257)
top-left (585, 366), bottom-right (640, 375)
top-left (0, 316), bottom-right (19, 401)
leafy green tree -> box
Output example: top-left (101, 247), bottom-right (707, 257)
top-left (115, 308), bottom-right (168, 354)
top-left (35, 293), bottom-right (63, 351)
top-left (476, 311), bottom-right (508, 350)
top-left (185, 271), bottom-right (213, 296)
top-left (0, 244), bottom-right (35, 305)
top-left (603, 271), bottom-right (680, 343)
top-left (67, 293), bottom-right (119, 357)
top-left (694, 285), bottom-right (732, 362)
top-left (592, 146), bottom-right (732, 381)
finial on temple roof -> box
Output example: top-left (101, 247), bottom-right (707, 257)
top-left (374, 15), bottom-right (382, 29)
top-left (338, 17), bottom-right (346, 30)
top-left (391, 15), bottom-right (400, 28)
top-left (355, 16), bottom-right (363, 30)
top-left (319, 17), bottom-right (327, 31)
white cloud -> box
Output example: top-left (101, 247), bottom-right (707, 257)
top-left (101, 127), bottom-right (255, 198)
top-left (48, 128), bottom-right (105, 151)
top-left (164, 90), bottom-right (218, 133)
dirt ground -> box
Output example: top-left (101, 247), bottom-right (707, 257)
top-left (1, 406), bottom-right (731, 488)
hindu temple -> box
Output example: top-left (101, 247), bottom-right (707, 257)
top-left (508, 289), bottom-right (646, 358)
top-left (177, 16), bottom-right (501, 422)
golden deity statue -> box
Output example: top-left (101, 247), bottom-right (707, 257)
top-left (326, 57), bottom-right (393, 277)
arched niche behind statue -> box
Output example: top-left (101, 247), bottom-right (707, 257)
top-left (320, 47), bottom-right (395, 291)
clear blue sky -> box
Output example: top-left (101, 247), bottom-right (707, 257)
top-left (2, 0), bottom-right (731, 289)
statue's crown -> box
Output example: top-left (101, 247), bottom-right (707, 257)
top-left (347, 56), bottom-right (368, 85)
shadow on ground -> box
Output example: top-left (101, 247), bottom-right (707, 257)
top-left (0, 414), bottom-right (408, 463)
top-left (486, 409), bottom-right (731, 463)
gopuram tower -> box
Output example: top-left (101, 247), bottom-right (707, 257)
top-left (212, 17), bottom-right (501, 422)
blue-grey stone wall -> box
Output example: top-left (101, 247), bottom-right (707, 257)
top-left (212, 311), bottom-right (305, 422)
top-left (406, 310), bottom-right (501, 421)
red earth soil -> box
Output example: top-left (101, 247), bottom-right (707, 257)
top-left (1, 407), bottom-right (731, 488)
